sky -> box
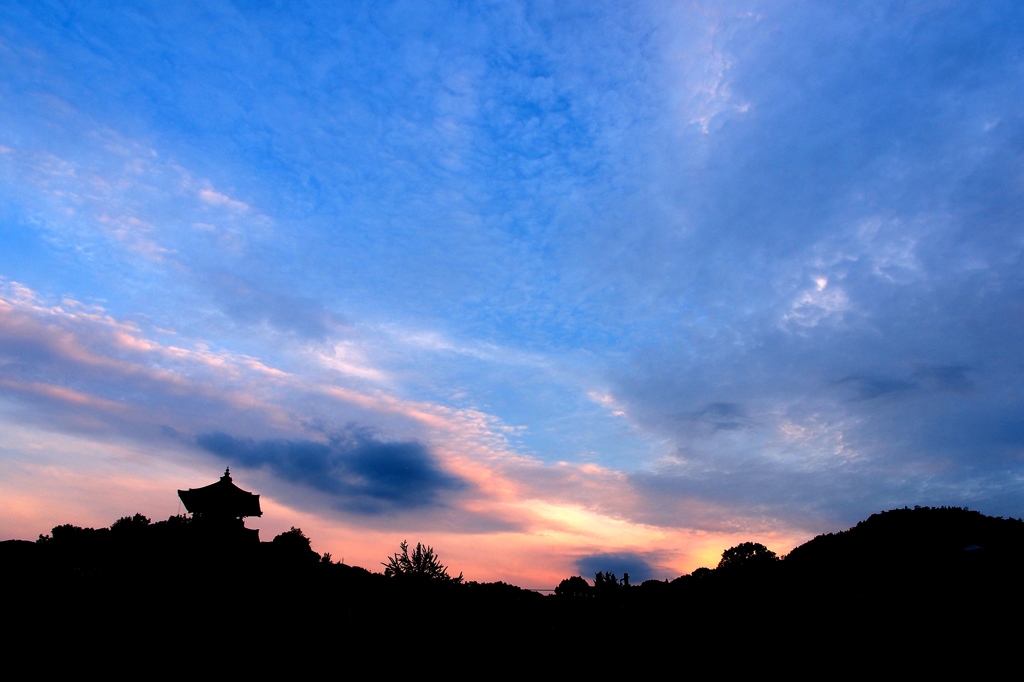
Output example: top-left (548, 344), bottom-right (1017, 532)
top-left (1, 1), bottom-right (1022, 587)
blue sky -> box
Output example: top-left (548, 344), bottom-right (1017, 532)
top-left (1, 1), bottom-right (1022, 585)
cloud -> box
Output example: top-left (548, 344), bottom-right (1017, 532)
top-left (836, 374), bottom-right (918, 401)
top-left (912, 364), bottom-right (973, 393)
top-left (688, 402), bottom-right (751, 432)
top-left (2, 1), bottom-right (1023, 584)
top-left (196, 428), bottom-right (466, 515)
top-left (575, 551), bottom-right (669, 583)
top-left (198, 188), bottom-right (249, 212)
top-left (201, 270), bottom-right (342, 341)
top-left (578, 0), bottom-right (1024, 531)
top-left (837, 365), bottom-right (974, 401)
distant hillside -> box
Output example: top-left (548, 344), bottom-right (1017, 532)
top-left (775, 506), bottom-right (1024, 617)
top-left (787, 505), bottom-right (1024, 566)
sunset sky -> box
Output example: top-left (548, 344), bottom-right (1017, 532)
top-left (2, 1), bottom-right (1022, 587)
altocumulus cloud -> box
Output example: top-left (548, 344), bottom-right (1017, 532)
top-left (196, 429), bottom-right (465, 515)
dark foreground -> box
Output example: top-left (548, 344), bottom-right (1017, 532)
top-left (4, 506), bottom-right (1023, 668)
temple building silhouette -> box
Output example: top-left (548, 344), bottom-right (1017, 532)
top-left (178, 467), bottom-right (262, 542)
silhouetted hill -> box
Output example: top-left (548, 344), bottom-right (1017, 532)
top-left (787, 505), bottom-right (1024, 566)
top-left (781, 506), bottom-right (1024, 611)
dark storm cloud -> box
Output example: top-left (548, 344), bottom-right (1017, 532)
top-left (196, 429), bottom-right (465, 514)
top-left (575, 552), bottom-right (665, 583)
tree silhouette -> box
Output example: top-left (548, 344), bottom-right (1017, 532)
top-left (717, 542), bottom-right (777, 570)
top-left (593, 571), bottom-right (620, 594)
top-left (555, 575), bottom-right (592, 597)
top-left (383, 540), bottom-right (462, 583)
top-left (110, 513), bottom-right (151, 533)
top-left (272, 527), bottom-right (320, 564)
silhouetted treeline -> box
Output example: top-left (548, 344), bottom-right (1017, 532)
top-left (4, 506), bottom-right (1024, 663)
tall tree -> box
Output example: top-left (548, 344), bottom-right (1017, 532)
top-left (383, 540), bottom-right (462, 583)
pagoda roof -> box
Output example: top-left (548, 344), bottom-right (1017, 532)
top-left (178, 468), bottom-right (262, 518)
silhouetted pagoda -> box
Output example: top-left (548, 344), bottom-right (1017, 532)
top-left (178, 468), bottom-right (261, 543)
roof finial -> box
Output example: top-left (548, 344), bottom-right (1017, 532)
top-left (223, 467), bottom-right (231, 481)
